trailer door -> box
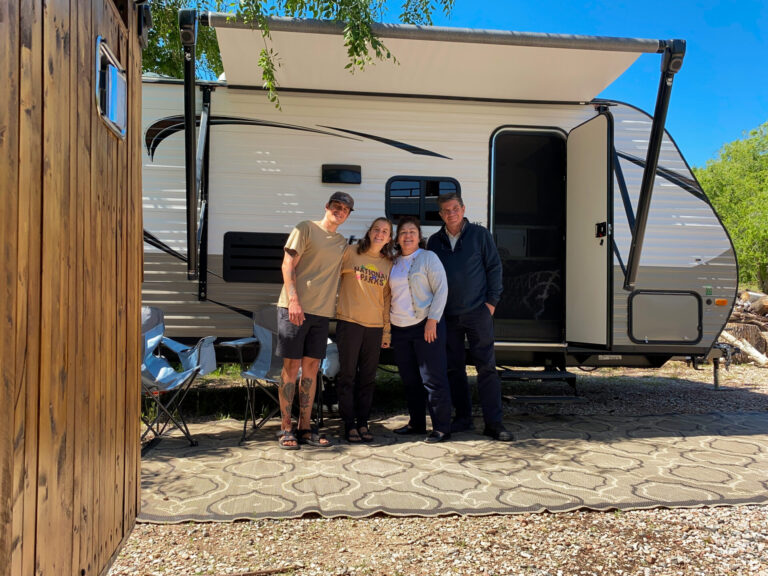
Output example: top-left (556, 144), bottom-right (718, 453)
top-left (566, 114), bottom-right (612, 346)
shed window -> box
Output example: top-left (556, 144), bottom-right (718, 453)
top-left (385, 177), bottom-right (460, 226)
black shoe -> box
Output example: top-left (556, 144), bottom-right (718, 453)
top-left (450, 417), bottom-right (475, 433)
top-left (483, 423), bottom-right (513, 442)
top-left (425, 430), bottom-right (451, 444)
top-left (393, 424), bottom-right (427, 435)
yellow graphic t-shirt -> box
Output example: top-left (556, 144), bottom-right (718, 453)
top-left (336, 245), bottom-right (393, 342)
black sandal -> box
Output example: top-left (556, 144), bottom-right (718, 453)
top-left (357, 426), bottom-right (374, 443)
top-left (425, 430), bottom-right (451, 444)
top-left (278, 429), bottom-right (300, 450)
top-left (345, 428), bottom-right (363, 443)
top-left (298, 426), bottom-right (333, 448)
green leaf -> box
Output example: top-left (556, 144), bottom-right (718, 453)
top-left (142, 0), bottom-right (452, 87)
top-left (694, 122), bottom-right (768, 291)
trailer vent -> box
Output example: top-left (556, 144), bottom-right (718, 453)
top-left (223, 231), bottom-right (289, 283)
top-left (322, 164), bottom-right (361, 184)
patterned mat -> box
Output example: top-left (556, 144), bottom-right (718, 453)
top-left (138, 412), bottom-right (768, 522)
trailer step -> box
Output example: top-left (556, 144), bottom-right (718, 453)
top-left (503, 395), bottom-right (587, 404)
top-left (498, 369), bottom-right (577, 391)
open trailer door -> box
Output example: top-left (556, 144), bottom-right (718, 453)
top-left (566, 113), bottom-right (612, 347)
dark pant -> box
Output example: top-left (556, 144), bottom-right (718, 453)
top-left (391, 318), bottom-right (451, 434)
top-left (445, 304), bottom-right (503, 425)
top-left (336, 320), bottom-right (382, 429)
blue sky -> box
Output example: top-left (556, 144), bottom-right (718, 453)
top-left (388, 0), bottom-right (767, 168)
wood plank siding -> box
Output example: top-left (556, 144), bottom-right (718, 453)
top-left (0, 1), bottom-right (143, 574)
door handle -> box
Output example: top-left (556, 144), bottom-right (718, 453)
top-left (595, 222), bottom-right (607, 238)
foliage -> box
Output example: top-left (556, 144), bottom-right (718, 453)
top-left (143, 0), bottom-right (224, 79)
top-left (694, 122), bottom-right (768, 292)
top-left (143, 0), bottom-right (454, 106)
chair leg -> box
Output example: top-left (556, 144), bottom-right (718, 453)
top-left (241, 379), bottom-right (257, 444)
top-left (142, 383), bottom-right (198, 447)
top-left (168, 398), bottom-right (198, 447)
top-left (151, 397), bottom-right (198, 446)
top-left (240, 380), bottom-right (281, 444)
top-left (141, 385), bottom-right (165, 441)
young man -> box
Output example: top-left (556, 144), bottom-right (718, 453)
top-left (426, 193), bottom-right (512, 441)
top-left (276, 191), bottom-right (353, 449)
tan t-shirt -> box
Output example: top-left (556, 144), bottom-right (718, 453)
top-left (336, 245), bottom-right (393, 343)
top-left (277, 220), bottom-right (347, 318)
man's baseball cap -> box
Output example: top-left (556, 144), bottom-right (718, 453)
top-left (328, 191), bottom-right (355, 211)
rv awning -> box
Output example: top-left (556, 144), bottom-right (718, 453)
top-left (208, 13), bottom-right (662, 102)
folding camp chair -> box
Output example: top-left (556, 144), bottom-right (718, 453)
top-left (318, 339), bottom-right (340, 426)
top-left (220, 306), bottom-right (337, 443)
top-left (140, 306), bottom-right (216, 447)
top-left (219, 309), bottom-right (282, 444)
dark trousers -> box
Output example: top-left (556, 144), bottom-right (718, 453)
top-left (445, 304), bottom-right (503, 425)
top-left (391, 318), bottom-right (451, 434)
top-left (336, 320), bottom-right (383, 429)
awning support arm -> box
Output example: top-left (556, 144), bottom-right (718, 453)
top-left (197, 86), bottom-right (213, 301)
top-left (622, 39), bottom-right (686, 291)
top-left (180, 8), bottom-right (198, 280)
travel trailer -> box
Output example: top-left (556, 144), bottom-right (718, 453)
top-left (141, 10), bottom-right (737, 369)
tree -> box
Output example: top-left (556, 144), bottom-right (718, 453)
top-left (143, 0), bottom-right (454, 105)
top-left (694, 122), bottom-right (768, 292)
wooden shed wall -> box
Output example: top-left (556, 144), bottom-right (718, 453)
top-left (0, 0), bottom-right (143, 574)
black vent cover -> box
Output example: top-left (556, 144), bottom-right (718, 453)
top-left (223, 231), bottom-right (288, 283)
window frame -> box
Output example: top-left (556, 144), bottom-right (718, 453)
top-left (385, 175), bottom-right (461, 226)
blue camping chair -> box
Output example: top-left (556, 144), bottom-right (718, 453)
top-left (220, 306), bottom-right (338, 443)
top-left (219, 308), bottom-right (282, 444)
top-left (140, 306), bottom-right (216, 447)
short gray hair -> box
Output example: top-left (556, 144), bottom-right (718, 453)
top-left (437, 192), bottom-right (463, 208)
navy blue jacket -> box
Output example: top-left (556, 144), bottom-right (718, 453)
top-left (427, 219), bottom-right (503, 316)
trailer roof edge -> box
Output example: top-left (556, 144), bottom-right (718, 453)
top-left (203, 12), bottom-right (663, 54)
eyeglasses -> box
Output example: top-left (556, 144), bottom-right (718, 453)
top-left (440, 205), bottom-right (463, 215)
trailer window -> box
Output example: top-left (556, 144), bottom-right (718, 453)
top-left (385, 177), bottom-right (460, 225)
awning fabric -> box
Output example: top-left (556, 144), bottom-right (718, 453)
top-left (209, 14), bottom-right (661, 102)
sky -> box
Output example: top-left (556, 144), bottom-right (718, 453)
top-left (383, 0), bottom-right (768, 168)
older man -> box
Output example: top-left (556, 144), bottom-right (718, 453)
top-left (276, 191), bottom-right (354, 449)
top-left (426, 192), bottom-right (512, 441)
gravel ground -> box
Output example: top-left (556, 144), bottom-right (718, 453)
top-left (110, 362), bottom-right (768, 576)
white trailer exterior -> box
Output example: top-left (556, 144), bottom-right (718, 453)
top-left (141, 13), bottom-right (737, 368)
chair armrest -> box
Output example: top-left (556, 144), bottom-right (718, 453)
top-left (242, 367), bottom-right (279, 384)
top-left (162, 336), bottom-right (191, 355)
top-left (172, 335), bottom-right (216, 375)
top-left (195, 335), bottom-right (217, 375)
top-left (219, 336), bottom-right (259, 350)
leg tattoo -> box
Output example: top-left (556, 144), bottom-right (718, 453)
top-left (299, 377), bottom-right (313, 411)
top-left (280, 379), bottom-right (296, 424)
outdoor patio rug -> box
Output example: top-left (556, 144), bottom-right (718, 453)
top-left (138, 411), bottom-right (768, 522)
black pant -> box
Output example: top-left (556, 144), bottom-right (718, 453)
top-left (391, 318), bottom-right (451, 434)
top-left (336, 320), bottom-right (383, 429)
top-left (446, 304), bottom-right (503, 424)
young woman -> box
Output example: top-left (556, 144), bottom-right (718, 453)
top-left (336, 217), bottom-right (395, 443)
top-left (389, 216), bottom-right (452, 443)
